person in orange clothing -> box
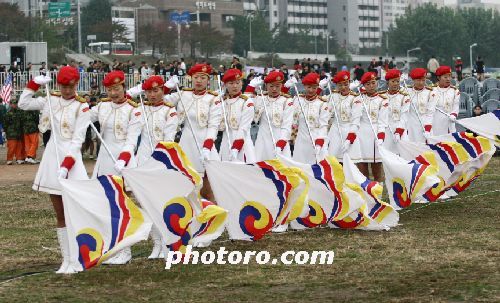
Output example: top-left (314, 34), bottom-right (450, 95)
top-left (23, 109), bottom-right (40, 164)
top-left (4, 99), bottom-right (25, 165)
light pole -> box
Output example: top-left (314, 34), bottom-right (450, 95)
top-left (77, 0), bottom-right (82, 53)
top-left (406, 47), bottom-right (421, 70)
top-left (247, 13), bottom-right (254, 53)
top-left (469, 43), bottom-right (477, 76)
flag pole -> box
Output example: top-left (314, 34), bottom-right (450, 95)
top-left (257, 84), bottom-right (278, 156)
top-left (403, 82), bottom-right (426, 135)
top-left (138, 94), bottom-right (155, 152)
top-left (174, 82), bottom-right (203, 157)
top-left (89, 122), bottom-right (117, 163)
top-left (45, 84), bottom-right (60, 165)
top-left (216, 77), bottom-right (233, 153)
top-left (326, 82), bottom-right (344, 140)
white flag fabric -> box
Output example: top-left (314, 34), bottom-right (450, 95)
top-left (379, 145), bottom-right (441, 210)
top-left (340, 154), bottom-right (399, 230)
top-left (206, 159), bottom-right (308, 241)
top-left (61, 176), bottom-right (152, 271)
top-left (123, 142), bottom-right (227, 253)
top-left (398, 132), bottom-right (496, 202)
top-left (456, 110), bottom-right (500, 146)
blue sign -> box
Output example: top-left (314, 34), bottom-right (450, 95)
top-left (170, 11), bottom-right (191, 24)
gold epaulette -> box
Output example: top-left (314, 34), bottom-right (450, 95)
top-left (399, 89), bottom-right (409, 96)
top-left (319, 96), bottom-right (328, 102)
top-left (127, 99), bottom-right (138, 108)
top-left (349, 91), bottom-right (359, 96)
top-left (378, 90), bottom-right (387, 94)
top-left (164, 101), bottom-right (175, 107)
top-left (207, 90), bottom-right (219, 96)
top-left (407, 85), bottom-right (414, 88)
top-left (50, 91), bottom-right (61, 97)
top-left (75, 95), bottom-right (87, 103)
top-left (99, 97), bottom-right (110, 102)
top-left (240, 94), bottom-right (249, 100)
top-left (280, 92), bottom-right (291, 98)
top-left (182, 87), bottom-right (193, 91)
top-left (379, 94), bottom-right (388, 99)
top-left (425, 86), bottom-right (433, 91)
top-left (331, 89), bottom-right (339, 94)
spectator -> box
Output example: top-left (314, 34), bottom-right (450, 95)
top-left (218, 65), bottom-right (226, 77)
top-left (368, 58), bottom-right (377, 73)
top-left (455, 57), bottom-right (463, 81)
top-left (280, 64), bottom-right (289, 81)
top-left (475, 56), bottom-right (485, 81)
top-left (427, 55), bottom-right (440, 83)
top-left (22, 108), bottom-right (40, 164)
top-left (0, 64), bottom-right (5, 73)
top-left (49, 62), bottom-right (58, 72)
top-left (4, 99), bottom-right (25, 165)
top-left (377, 57), bottom-right (383, 67)
top-left (179, 58), bottom-right (187, 75)
top-left (25, 62), bottom-right (32, 73)
top-left (293, 59), bottom-right (301, 71)
top-left (388, 56), bottom-right (396, 69)
top-left (354, 63), bottom-right (364, 81)
top-left (39, 62), bottom-right (47, 75)
top-left (0, 99), bottom-right (6, 146)
top-left (322, 58), bottom-right (331, 73)
top-left (472, 105), bottom-right (483, 117)
top-left (231, 57), bottom-right (243, 71)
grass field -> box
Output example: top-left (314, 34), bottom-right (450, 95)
top-left (0, 158), bottom-right (499, 302)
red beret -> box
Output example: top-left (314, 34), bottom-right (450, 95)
top-left (142, 75), bottom-right (165, 90)
top-left (435, 66), bottom-right (452, 77)
top-left (103, 71), bottom-right (125, 87)
top-left (188, 63), bottom-right (212, 76)
top-left (302, 72), bottom-right (320, 86)
top-left (360, 72), bottom-right (377, 84)
top-left (264, 71), bottom-right (285, 83)
top-left (57, 66), bottom-right (80, 86)
top-left (409, 68), bottom-right (427, 80)
top-left (221, 68), bottom-right (243, 83)
top-left (385, 69), bottom-right (401, 81)
top-left (332, 71), bottom-right (350, 83)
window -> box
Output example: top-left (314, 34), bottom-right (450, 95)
top-left (274, 10), bottom-right (277, 17)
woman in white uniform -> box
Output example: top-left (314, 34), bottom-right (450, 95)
top-left (218, 68), bottom-right (256, 162)
top-left (90, 70), bottom-right (143, 264)
top-left (406, 68), bottom-right (436, 143)
top-left (383, 69), bottom-right (410, 155)
top-left (432, 66), bottom-right (460, 135)
top-left (18, 66), bottom-right (90, 274)
top-left (326, 70), bottom-right (363, 162)
top-left (245, 71), bottom-right (295, 161)
top-left (162, 63), bottom-right (222, 201)
top-left (357, 72), bottom-right (389, 182)
top-left (292, 72), bottom-right (330, 164)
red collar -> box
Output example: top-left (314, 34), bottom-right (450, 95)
top-left (388, 90), bottom-right (399, 95)
top-left (62, 95), bottom-right (76, 100)
top-left (439, 84), bottom-right (450, 89)
top-left (269, 93), bottom-right (280, 98)
top-left (194, 89), bottom-right (206, 96)
top-left (340, 91), bottom-right (350, 96)
top-left (305, 94), bottom-right (317, 101)
top-left (366, 92), bottom-right (378, 97)
top-left (229, 91), bottom-right (242, 98)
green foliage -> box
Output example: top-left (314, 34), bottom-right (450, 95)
top-left (81, 0), bottom-right (113, 43)
top-left (388, 4), bottom-right (500, 66)
top-left (0, 3), bottom-right (28, 41)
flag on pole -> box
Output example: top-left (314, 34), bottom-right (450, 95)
top-left (0, 74), bottom-right (13, 105)
top-left (61, 176), bottom-right (152, 270)
top-left (378, 145), bottom-right (441, 209)
top-left (206, 159), bottom-right (309, 240)
top-left (398, 132), bottom-right (495, 202)
top-left (456, 110), bottom-right (500, 146)
top-left (340, 154), bottom-right (399, 230)
top-left (123, 142), bottom-right (227, 253)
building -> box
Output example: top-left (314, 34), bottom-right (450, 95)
top-left (328, 0), bottom-right (383, 52)
top-left (456, 0), bottom-right (500, 12)
top-left (381, 0), bottom-right (410, 32)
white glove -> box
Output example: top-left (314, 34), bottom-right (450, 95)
top-left (319, 77), bottom-right (329, 90)
top-left (449, 115), bottom-right (457, 122)
top-left (33, 75), bottom-right (52, 85)
top-left (393, 134), bottom-right (401, 142)
top-left (164, 75), bottom-right (179, 89)
top-left (114, 160), bottom-right (126, 173)
top-left (201, 148), bottom-right (211, 162)
top-left (249, 76), bottom-right (263, 88)
top-left (341, 140), bottom-right (351, 153)
top-left (128, 84), bottom-right (143, 98)
top-left (275, 147), bottom-right (283, 156)
top-left (377, 139), bottom-right (385, 146)
top-left (57, 167), bottom-right (68, 179)
top-left (288, 70), bottom-right (296, 78)
top-left (314, 145), bottom-right (322, 156)
top-left (424, 132), bottom-right (432, 140)
top-left (230, 149), bottom-right (239, 161)
top-left (284, 77), bottom-right (298, 89)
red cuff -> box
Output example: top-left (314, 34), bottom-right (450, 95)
top-left (60, 156), bottom-right (76, 171)
top-left (281, 86), bottom-right (290, 94)
top-left (163, 87), bottom-right (171, 95)
top-left (395, 128), bottom-right (405, 136)
top-left (118, 152), bottom-right (132, 165)
top-left (316, 87), bottom-right (322, 95)
top-left (231, 139), bottom-right (244, 151)
top-left (315, 138), bottom-right (325, 147)
top-left (424, 125), bottom-right (432, 132)
top-left (450, 113), bottom-right (457, 117)
top-left (203, 139), bottom-right (214, 150)
top-left (377, 133), bottom-right (385, 141)
top-left (276, 139), bottom-right (287, 150)
top-left (27, 80), bottom-right (41, 91)
top-left (244, 85), bottom-right (256, 94)
top-left (346, 133), bottom-right (357, 144)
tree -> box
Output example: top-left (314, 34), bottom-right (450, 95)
top-left (81, 0), bottom-right (112, 43)
top-left (230, 12), bottom-right (273, 56)
top-left (185, 24), bottom-right (230, 59)
top-left (0, 4), bottom-right (28, 41)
